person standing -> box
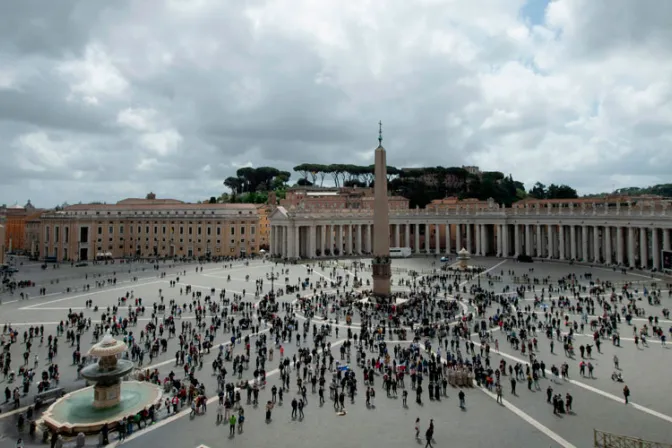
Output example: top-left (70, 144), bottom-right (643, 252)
top-left (458, 390), bottom-right (466, 409)
top-left (228, 414), bottom-right (237, 437)
top-left (425, 420), bottom-right (434, 448)
top-left (415, 418), bottom-right (420, 439)
top-left (496, 383), bottom-right (503, 404)
top-left (623, 385), bottom-right (630, 404)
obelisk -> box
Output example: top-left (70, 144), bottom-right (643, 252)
top-left (371, 121), bottom-right (392, 298)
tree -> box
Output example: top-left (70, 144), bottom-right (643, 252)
top-left (528, 182), bottom-right (547, 199)
top-left (224, 177), bottom-right (243, 195)
top-left (547, 184), bottom-right (578, 199)
top-left (293, 164), bottom-right (310, 181)
top-left (208, 197), bottom-right (217, 204)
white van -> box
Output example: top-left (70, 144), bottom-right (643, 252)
top-left (389, 247), bottom-right (412, 258)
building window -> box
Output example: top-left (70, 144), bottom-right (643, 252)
top-left (145, 226), bottom-right (150, 234)
top-left (109, 226), bottom-right (113, 234)
top-left (251, 226), bottom-right (256, 235)
top-left (198, 227), bottom-right (202, 235)
top-left (119, 226), bottom-right (124, 235)
top-left (162, 226), bottom-right (166, 234)
top-left (98, 226), bottom-right (102, 235)
top-left (188, 227), bottom-right (193, 235)
top-left (55, 227), bottom-right (60, 243)
top-left (216, 227), bottom-right (221, 236)
top-left (240, 226), bottom-right (245, 235)
top-left (230, 227), bottom-right (235, 236)
top-left (154, 226), bottom-right (158, 234)
top-left (206, 227), bottom-right (211, 236)
top-left (45, 226), bottom-right (50, 242)
top-left (230, 239), bottom-right (235, 245)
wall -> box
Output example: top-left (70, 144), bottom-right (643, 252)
top-left (0, 224), bottom-right (5, 265)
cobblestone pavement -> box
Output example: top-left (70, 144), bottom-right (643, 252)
top-left (1, 257), bottom-right (671, 447)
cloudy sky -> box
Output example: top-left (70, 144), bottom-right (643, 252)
top-left (1, 0), bottom-right (671, 207)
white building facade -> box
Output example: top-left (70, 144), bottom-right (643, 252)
top-left (269, 200), bottom-right (672, 271)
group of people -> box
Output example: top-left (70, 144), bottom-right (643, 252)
top-left (0, 256), bottom-right (668, 448)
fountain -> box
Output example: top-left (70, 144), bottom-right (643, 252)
top-left (42, 333), bottom-right (162, 435)
top-left (457, 248), bottom-right (471, 270)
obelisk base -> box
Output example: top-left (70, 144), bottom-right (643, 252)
top-left (372, 260), bottom-right (392, 299)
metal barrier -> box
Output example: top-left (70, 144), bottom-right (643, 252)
top-left (594, 429), bottom-right (672, 448)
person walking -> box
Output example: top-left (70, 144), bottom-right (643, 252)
top-left (415, 418), bottom-right (420, 439)
top-left (496, 383), bottom-right (503, 404)
top-left (458, 390), bottom-right (466, 409)
top-left (623, 385), bottom-right (630, 404)
top-left (425, 420), bottom-right (434, 448)
top-left (228, 414), bottom-right (236, 437)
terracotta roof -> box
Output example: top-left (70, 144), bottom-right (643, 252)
top-left (64, 201), bottom-right (258, 211)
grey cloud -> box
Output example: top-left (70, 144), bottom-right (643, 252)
top-left (0, 0), bottom-right (670, 207)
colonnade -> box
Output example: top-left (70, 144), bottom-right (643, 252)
top-left (270, 221), bottom-right (672, 270)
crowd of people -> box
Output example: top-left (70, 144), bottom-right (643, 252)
top-left (0, 257), bottom-right (669, 447)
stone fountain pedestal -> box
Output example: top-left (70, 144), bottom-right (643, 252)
top-left (93, 383), bottom-right (121, 409)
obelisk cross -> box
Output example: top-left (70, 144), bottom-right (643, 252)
top-left (378, 120), bottom-right (383, 146)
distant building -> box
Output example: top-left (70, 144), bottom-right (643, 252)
top-left (0, 200), bottom-right (39, 253)
top-left (256, 204), bottom-right (273, 251)
top-left (39, 196), bottom-right (260, 261)
top-left (461, 166), bottom-right (481, 176)
top-left (0, 221), bottom-right (5, 265)
top-left (280, 186), bottom-right (408, 211)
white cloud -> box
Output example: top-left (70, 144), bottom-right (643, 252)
top-left (140, 129), bottom-right (183, 156)
top-left (58, 44), bottom-right (128, 103)
top-left (12, 131), bottom-right (79, 172)
top-left (117, 108), bottom-right (158, 132)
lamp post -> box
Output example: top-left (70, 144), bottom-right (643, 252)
top-left (268, 267), bottom-right (280, 298)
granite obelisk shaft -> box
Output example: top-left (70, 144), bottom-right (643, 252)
top-left (372, 139), bottom-right (392, 297)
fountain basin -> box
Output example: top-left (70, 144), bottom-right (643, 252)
top-left (80, 359), bottom-right (134, 386)
top-left (42, 381), bottom-right (162, 435)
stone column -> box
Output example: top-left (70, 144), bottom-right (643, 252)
top-left (405, 224), bottom-right (410, 249)
top-left (502, 224), bottom-right (509, 257)
top-left (445, 224), bottom-right (451, 254)
top-left (536, 224), bottom-right (542, 257)
top-left (435, 226), bottom-right (441, 255)
top-left (497, 225), bottom-right (503, 257)
top-left (456, 224), bottom-right (462, 251)
top-left (525, 224), bottom-right (532, 256)
top-left (414, 224), bottom-right (420, 253)
top-left (312, 225), bottom-right (317, 258)
top-left (466, 224), bottom-right (472, 253)
top-left (475, 224), bottom-right (481, 256)
top-left (593, 226), bottom-right (600, 263)
top-left (605, 226), bottom-right (612, 264)
top-left (356, 224), bottom-right (363, 254)
top-left (481, 224), bottom-right (488, 256)
top-left (394, 224), bottom-right (400, 247)
top-left (513, 224), bottom-right (520, 257)
top-left (345, 225), bottom-right (352, 255)
top-left (652, 228), bottom-right (660, 270)
top-left (570, 225), bottom-right (577, 260)
top-left (286, 225), bottom-right (294, 258)
top-left (282, 226), bottom-right (288, 257)
top-left (424, 223), bottom-right (430, 253)
top-left (615, 227), bottom-right (623, 264)
top-left (557, 225), bottom-right (564, 260)
top-left (664, 229), bottom-right (671, 251)
top-left (640, 228), bottom-right (648, 268)
top-left (294, 226), bottom-right (300, 258)
top-left (320, 224), bottom-right (329, 257)
top-left (547, 224), bottom-right (553, 259)
top-left (627, 227), bottom-right (636, 267)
